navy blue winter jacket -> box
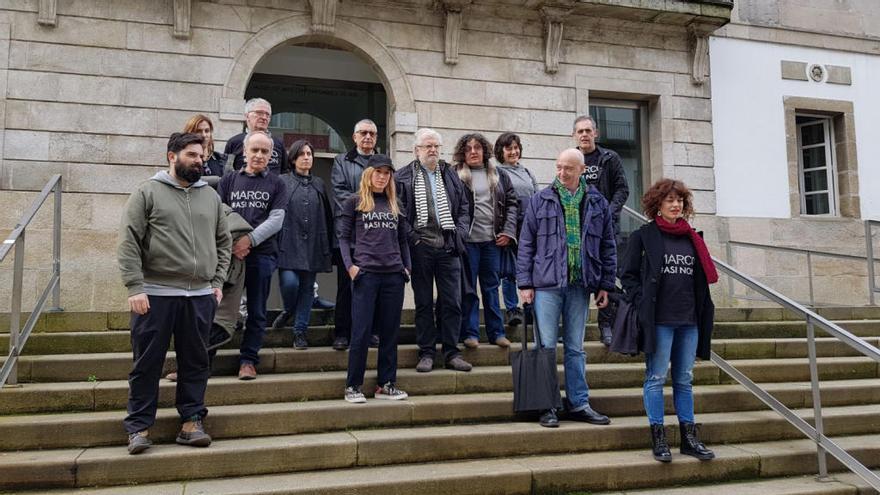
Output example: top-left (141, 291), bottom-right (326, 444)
top-left (515, 184), bottom-right (617, 293)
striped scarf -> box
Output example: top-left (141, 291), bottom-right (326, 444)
top-left (553, 177), bottom-right (585, 285)
top-left (414, 164), bottom-right (455, 230)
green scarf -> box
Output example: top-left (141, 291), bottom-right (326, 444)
top-left (553, 177), bottom-right (585, 285)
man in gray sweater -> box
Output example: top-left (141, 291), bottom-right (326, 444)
top-left (117, 132), bottom-right (231, 455)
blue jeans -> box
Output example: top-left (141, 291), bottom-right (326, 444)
top-left (501, 277), bottom-right (519, 311)
top-left (461, 241), bottom-right (505, 342)
top-left (534, 286), bottom-right (590, 411)
top-left (241, 253), bottom-right (276, 366)
top-left (643, 324), bottom-right (699, 425)
top-left (278, 269), bottom-right (317, 335)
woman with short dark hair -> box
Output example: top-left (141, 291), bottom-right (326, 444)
top-left (493, 132), bottom-right (538, 326)
top-left (273, 140), bottom-right (335, 350)
top-left (621, 178), bottom-right (718, 463)
top-left (453, 133), bottom-right (518, 349)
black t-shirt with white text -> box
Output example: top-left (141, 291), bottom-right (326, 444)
top-left (218, 170), bottom-right (287, 256)
top-left (654, 232), bottom-right (697, 326)
top-left (583, 149), bottom-right (601, 186)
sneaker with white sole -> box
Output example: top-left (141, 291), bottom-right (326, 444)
top-left (374, 382), bottom-right (408, 401)
top-left (344, 386), bottom-right (366, 403)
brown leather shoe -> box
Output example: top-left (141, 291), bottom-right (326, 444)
top-left (463, 337), bottom-right (480, 349)
top-left (238, 363), bottom-right (257, 381)
top-left (493, 336), bottom-right (511, 348)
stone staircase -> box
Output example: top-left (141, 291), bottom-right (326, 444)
top-left (1, 307), bottom-right (879, 494)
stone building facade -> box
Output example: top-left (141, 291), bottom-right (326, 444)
top-left (0, 0), bottom-right (736, 311)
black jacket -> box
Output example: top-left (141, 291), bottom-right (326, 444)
top-left (395, 160), bottom-right (471, 255)
top-left (330, 148), bottom-right (371, 213)
top-left (276, 173), bottom-right (334, 273)
top-left (620, 221), bottom-right (715, 360)
top-left (457, 165), bottom-right (519, 242)
top-left (583, 145), bottom-right (629, 229)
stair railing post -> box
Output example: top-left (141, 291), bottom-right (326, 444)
top-left (867, 220), bottom-right (876, 306)
top-left (806, 251), bottom-right (814, 307)
top-left (7, 233), bottom-right (25, 387)
top-left (50, 179), bottom-right (62, 311)
top-left (806, 316), bottom-right (828, 479)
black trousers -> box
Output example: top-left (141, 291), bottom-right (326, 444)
top-left (411, 244), bottom-right (463, 361)
top-left (124, 294), bottom-right (215, 434)
top-left (597, 234), bottom-right (626, 329)
top-left (333, 251), bottom-right (353, 340)
top-left (347, 272), bottom-right (405, 387)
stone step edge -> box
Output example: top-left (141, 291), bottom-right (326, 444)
top-left (593, 471), bottom-right (878, 495)
top-left (8, 434), bottom-right (880, 495)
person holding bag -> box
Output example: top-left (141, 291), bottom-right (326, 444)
top-left (621, 178), bottom-right (718, 463)
top-left (337, 155), bottom-right (411, 403)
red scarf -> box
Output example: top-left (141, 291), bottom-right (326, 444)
top-left (654, 216), bottom-right (719, 284)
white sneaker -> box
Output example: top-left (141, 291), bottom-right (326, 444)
top-left (344, 386), bottom-right (366, 403)
top-left (374, 382), bottom-right (408, 401)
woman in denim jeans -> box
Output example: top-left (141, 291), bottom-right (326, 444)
top-left (621, 179), bottom-right (718, 463)
top-left (273, 140), bottom-right (335, 349)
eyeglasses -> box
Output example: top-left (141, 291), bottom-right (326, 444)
top-left (416, 144), bottom-right (441, 150)
top-left (249, 110), bottom-right (270, 117)
top-left (356, 130), bottom-right (377, 136)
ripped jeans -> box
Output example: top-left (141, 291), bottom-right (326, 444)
top-left (643, 324), bottom-right (699, 425)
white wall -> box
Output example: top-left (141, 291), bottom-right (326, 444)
top-left (710, 36), bottom-right (880, 219)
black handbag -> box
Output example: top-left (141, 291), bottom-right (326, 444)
top-left (510, 304), bottom-right (563, 413)
top-left (499, 245), bottom-right (517, 279)
top-left (609, 297), bottom-right (641, 356)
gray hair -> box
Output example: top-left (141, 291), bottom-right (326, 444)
top-left (243, 130), bottom-right (272, 148)
top-left (354, 119), bottom-right (377, 132)
top-left (413, 128), bottom-right (442, 149)
top-left (572, 115), bottom-right (597, 132)
top-left (245, 98), bottom-right (272, 115)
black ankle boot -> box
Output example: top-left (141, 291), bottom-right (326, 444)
top-left (650, 424), bottom-right (672, 463)
top-left (679, 422), bottom-right (715, 460)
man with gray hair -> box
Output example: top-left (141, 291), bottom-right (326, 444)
top-left (224, 97), bottom-right (287, 175)
top-left (395, 128), bottom-right (473, 373)
top-left (329, 118), bottom-right (380, 350)
top-left (573, 115), bottom-right (629, 346)
top-left (218, 131), bottom-right (287, 380)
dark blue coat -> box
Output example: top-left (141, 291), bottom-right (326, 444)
top-left (516, 184), bottom-right (617, 293)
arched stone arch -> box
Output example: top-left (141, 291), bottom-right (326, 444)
top-left (219, 14), bottom-right (417, 161)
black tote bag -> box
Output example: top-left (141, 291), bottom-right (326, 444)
top-left (510, 304), bottom-right (563, 413)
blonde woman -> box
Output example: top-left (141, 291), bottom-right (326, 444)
top-left (336, 155), bottom-right (411, 403)
top-left (183, 114), bottom-right (226, 181)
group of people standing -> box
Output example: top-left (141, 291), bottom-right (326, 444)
top-left (117, 97), bottom-right (718, 465)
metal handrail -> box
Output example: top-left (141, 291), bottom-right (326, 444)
top-left (622, 205), bottom-right (880, 490)
top-left (866, 220), bottom-right (880, 306)
top-left (726, 239), bottom-right (879, 307)
top-left (1, 174), bottom-right (63, 388)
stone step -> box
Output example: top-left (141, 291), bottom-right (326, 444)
top-left (4, 432), bottom-right (880, 493)
top-left (1, 357), bottom-right (877, 415)
top-left (8, 337), bottom-right (880, 383)
top-left (5, 306), bottom-right (879, 333)
top-left (1, 381), bottom-right (878, 451)
top-left (594, 472), bottom-right (879, 495)
top-left (3, 320), bottom-right (879, 355)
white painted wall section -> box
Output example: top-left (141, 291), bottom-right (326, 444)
top-left (710, 36), bottom-right (880, 220)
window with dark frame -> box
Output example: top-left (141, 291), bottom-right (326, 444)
top-left (795, 114), bottom-right (837, 216)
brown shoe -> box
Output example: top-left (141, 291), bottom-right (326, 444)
top-left (493, 336), bottom-right (511, 348)
top-left (238, 363), bottom-right (257, 380)
top-left (463, 337), bottom-right (480, 349)
top-left (165, 372), bottom-right (178, 382)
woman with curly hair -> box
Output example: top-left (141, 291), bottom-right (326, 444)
top-left (621, 178), bottom-right (718, 463)
top-left (452, 133), bottom-right (518, 348)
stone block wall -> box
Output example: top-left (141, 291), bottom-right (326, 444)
top-left (0, 0), bottom-right (722, 311)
